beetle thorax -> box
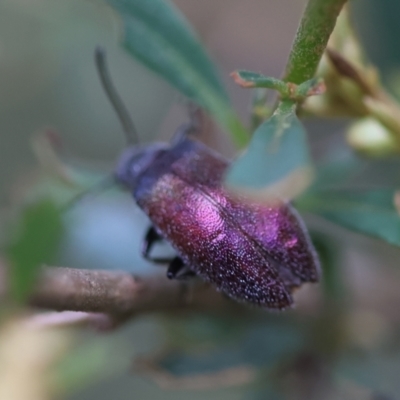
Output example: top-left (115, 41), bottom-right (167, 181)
top-left (114, 143), bottom-right (168, 189)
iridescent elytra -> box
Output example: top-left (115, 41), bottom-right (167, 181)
top-left (96, 47), bottom-right (320, 310)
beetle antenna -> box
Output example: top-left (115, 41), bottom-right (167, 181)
top-left (61, 174), bottom-right (117, 212)
top-left (95, 46), bottom-right (139, 145)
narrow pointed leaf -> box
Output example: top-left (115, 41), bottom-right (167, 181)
top-left (300, 189), bottom-right (400, 246)
top-left (296, 151), bottom-right (400, 246)
top-left (107, 0), bottom-right (248, 147)
top-left (225, 101), bottom-right (313, 201)
top-left (305, 150), bottom-right (366, 193)
top-left (231, 70), bottom-right (288, 93)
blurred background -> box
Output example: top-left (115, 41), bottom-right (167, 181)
top-left (2, 0), bottom-right (400, 399)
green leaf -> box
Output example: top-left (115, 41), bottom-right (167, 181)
top-left (305, 149), bottom-right (366, 193)
top-left (225, 100), bottom-right (313, 201)
top-left (296, 149), bottom-right (400, 246)
top-left (6, 200), bottom-right (64, 303)
top-left (107, 0), bottom-right (248, 147)
top-left (301, 189), bottom-right (400, 246)
top-left (231, 70), bottom-right (288, 94)
top-left (231, 72), bottom-right (325, 101)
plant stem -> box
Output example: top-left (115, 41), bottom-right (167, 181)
top-left (283, 0), bottom-right (348, 84)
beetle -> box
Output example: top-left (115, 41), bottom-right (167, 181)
top-left (95, 48), bottom-right (320, 310)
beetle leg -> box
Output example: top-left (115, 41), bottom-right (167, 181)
top-left (167, 257), bottom-right (196, 280)
top-left (142, 226), bottom-right (173, 264)
top-left (142, 226), bottom-right (162, 257)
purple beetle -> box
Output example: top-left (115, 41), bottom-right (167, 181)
top-left (96, 48), bottom-right (320, 310)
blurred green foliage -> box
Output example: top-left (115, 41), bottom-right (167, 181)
top-left (6, 200), bottom-right (64, 303)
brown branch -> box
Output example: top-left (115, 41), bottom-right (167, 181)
top-left (31, 267), bottom-right (160, 314)
top-left (21, 266), bottom-right (238, 325)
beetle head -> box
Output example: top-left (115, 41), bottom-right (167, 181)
top-left (114, 143), bottom-right (168, 189)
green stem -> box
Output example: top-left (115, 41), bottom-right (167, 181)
top-left (283, 0), bottom-right (347, 84)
